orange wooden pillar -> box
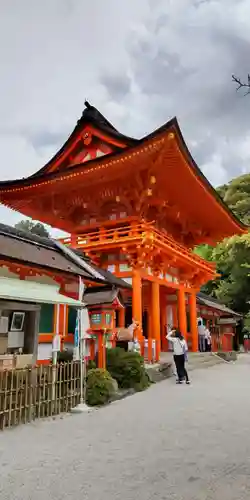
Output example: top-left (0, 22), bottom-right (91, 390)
top-left (89, 338), bottom-right (95, 360)
top-left (189, 291), bottom-right (198, 352)
top-left (119, 307), bottom-right (125, 328)
top-left (211, 315), bottom-right (216, 352)
top-left (97, 331), bottom-right (106, 369)
top-left (132, 268), bottom-right (143, 340)
top-left (177, 287), bottom-right (187, 339)
top-left (161, 292), bottom-right (168, 352)
top-left (147, 304), bottom-right (153, 363)
top-left (172, 303), bottom-right (178, 328)
top-left (152, 281), bottom-right (161, 362)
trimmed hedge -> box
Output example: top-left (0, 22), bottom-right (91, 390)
top-left (106, 347), bottom-right (150, 392)
top-left (86, 368), bottom-right (115, 406)
top-left (87, 359), bottom-right (97, 371)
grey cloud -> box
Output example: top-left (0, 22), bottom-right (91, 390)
top-left (100, 0), bottom-right (250, 183)
top-left (1, 0), bottom-right (250, 230)
top-left (29, 131), bottom-right (64, 150)
top-left (99, 72), bottom-right (132, 101)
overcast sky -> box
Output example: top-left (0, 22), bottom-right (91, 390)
top-left (0, 0), bottom-right (250, 233)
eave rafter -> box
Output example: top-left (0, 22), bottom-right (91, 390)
top-left (0, 259), bottom-right (76, 286)
top-left (69, 221), bottom-right (215, 287)
top-left (0, 115), bottom-right (245, 244)
top-left (121, 242), bottom-right (215, 287)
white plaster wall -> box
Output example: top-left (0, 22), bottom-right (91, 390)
top-left (167, 305), bottom-right (174, 351)
top-left (0, 266), bottom-right (18, 278)
top-left (167, 305), bottom-right (173, 329)
top-left (65, 282), bottom-right (78, 294)
top-left (25, 275), bottom-right (57, 285)
top-left (37, 343), bottom-right (52, 361)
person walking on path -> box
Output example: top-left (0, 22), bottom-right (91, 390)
top-left (205, 327), bottom-right (212, 352)
top-left (243, 332), bottom-right (249, 353)
top-left (197, 317), bottom-right (206, 352)
top-left (166, 328), bottom-right (190, 384)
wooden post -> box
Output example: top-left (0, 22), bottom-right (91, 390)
top-left (172, 303), bottom-right (178, 328)
top-left (152, 281), bottom-right (160, 362)
top-left (132, 268), bottom-right (143, 340)
top-left (177, 287), bottom-right (187, 339)
top-left (189, 291), bottom-right (198, 352)
top-left (212, 314), bottom-right (216, 351)
top-left (97, 332), bottom-right (105, 369)
top-left (147, 306), bottom-right (153, 363)
top-left (119, 307), bottom-right (125, 328)
top-left (90, 338), bottom-right (95, 360)
top-left (52, 304), bottom-right (60, 413)
top-left (161, 293), bottom-right (168, 352)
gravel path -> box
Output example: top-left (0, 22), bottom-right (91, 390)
top-left (1, 356), bottom-right (250, 500)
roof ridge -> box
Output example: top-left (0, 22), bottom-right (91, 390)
top-left (0, 222), bottom-right (56, 250)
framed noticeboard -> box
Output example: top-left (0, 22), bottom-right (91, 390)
top-left (10, 312), bottom-right (25, 332)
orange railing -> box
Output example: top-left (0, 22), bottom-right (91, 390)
top-left (59, 222), bottom-right (215, 273)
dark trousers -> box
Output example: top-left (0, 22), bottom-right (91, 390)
top-left (174, 354), bottom-right (189, 382)
top-left (205, 340), bottom-right (211, 352)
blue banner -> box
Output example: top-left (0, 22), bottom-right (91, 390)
top-left (74, 314), bottom-right (79, 347)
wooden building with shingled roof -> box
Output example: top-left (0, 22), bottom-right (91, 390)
top-left (0, 223), bottom-right (129, 366)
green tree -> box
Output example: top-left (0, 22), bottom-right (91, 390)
top-left (193, 244), bottom-right (218, 296)
top-left (194, 173), bottom-right (250, 316)
top-left (212, 234), bottom-right (250, 314)
top-left (193, 244), bottom-right (214, 261)
top-left (15, 219), bottom-right (50, 238)
top-left (195, 234), bottom-right (250, 315)
top-left (216, 174), bottom-right (250, 225)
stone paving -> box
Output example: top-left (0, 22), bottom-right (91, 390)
top-left (1, 355), bottom-right (250, 500)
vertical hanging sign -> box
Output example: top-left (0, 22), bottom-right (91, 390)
top-left (74, 314), bottom-right (79, 348)
top-left (73, 276), bottom-right (85, 360)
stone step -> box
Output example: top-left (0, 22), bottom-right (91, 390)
top-left (187, 357), bottom-right (225, 371)
top-left (186, 353), bottom-right (225, 369)
top-left (150, 353), bottom-right (231, 382)
top-left (188, 355), bottom-right (219, 364)
top-left (158, 353), bottom-right (225, 375)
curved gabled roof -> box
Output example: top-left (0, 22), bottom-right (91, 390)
top-left (0, 106), bottom-right (247, 240)
top-left (31, 101), bottom-right (138, 178)
top-left (167, 118), bottom-right (247, 233)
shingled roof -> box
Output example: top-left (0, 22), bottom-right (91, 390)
top-left (0, 223), bottom-right (131, 288)
top-left (84, 285), bottom-right (124, 307)
top-left (197, 291), bottom-right (241, 317)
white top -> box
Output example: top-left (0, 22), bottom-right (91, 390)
top-left (198, 322), bottom-right (206, 337)
top-left (166, 333), bottom-right (188, 355)
top-left (205, 328), bottom-right (211, 343)
top-left (127, 322), bottom-right (136, 337)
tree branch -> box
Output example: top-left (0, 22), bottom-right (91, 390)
top-left (232, 74), bottom-right (250, 95)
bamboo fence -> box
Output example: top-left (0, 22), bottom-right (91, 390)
top-left (0, 361), bottom-right (81, 431)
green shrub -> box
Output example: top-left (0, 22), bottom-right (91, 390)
top-left (87, 359), bottom-right (96, 371)
top-left (86, 368), bottom-right (115, 406)
top-left (106, 347), bottom-right (150, 391)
